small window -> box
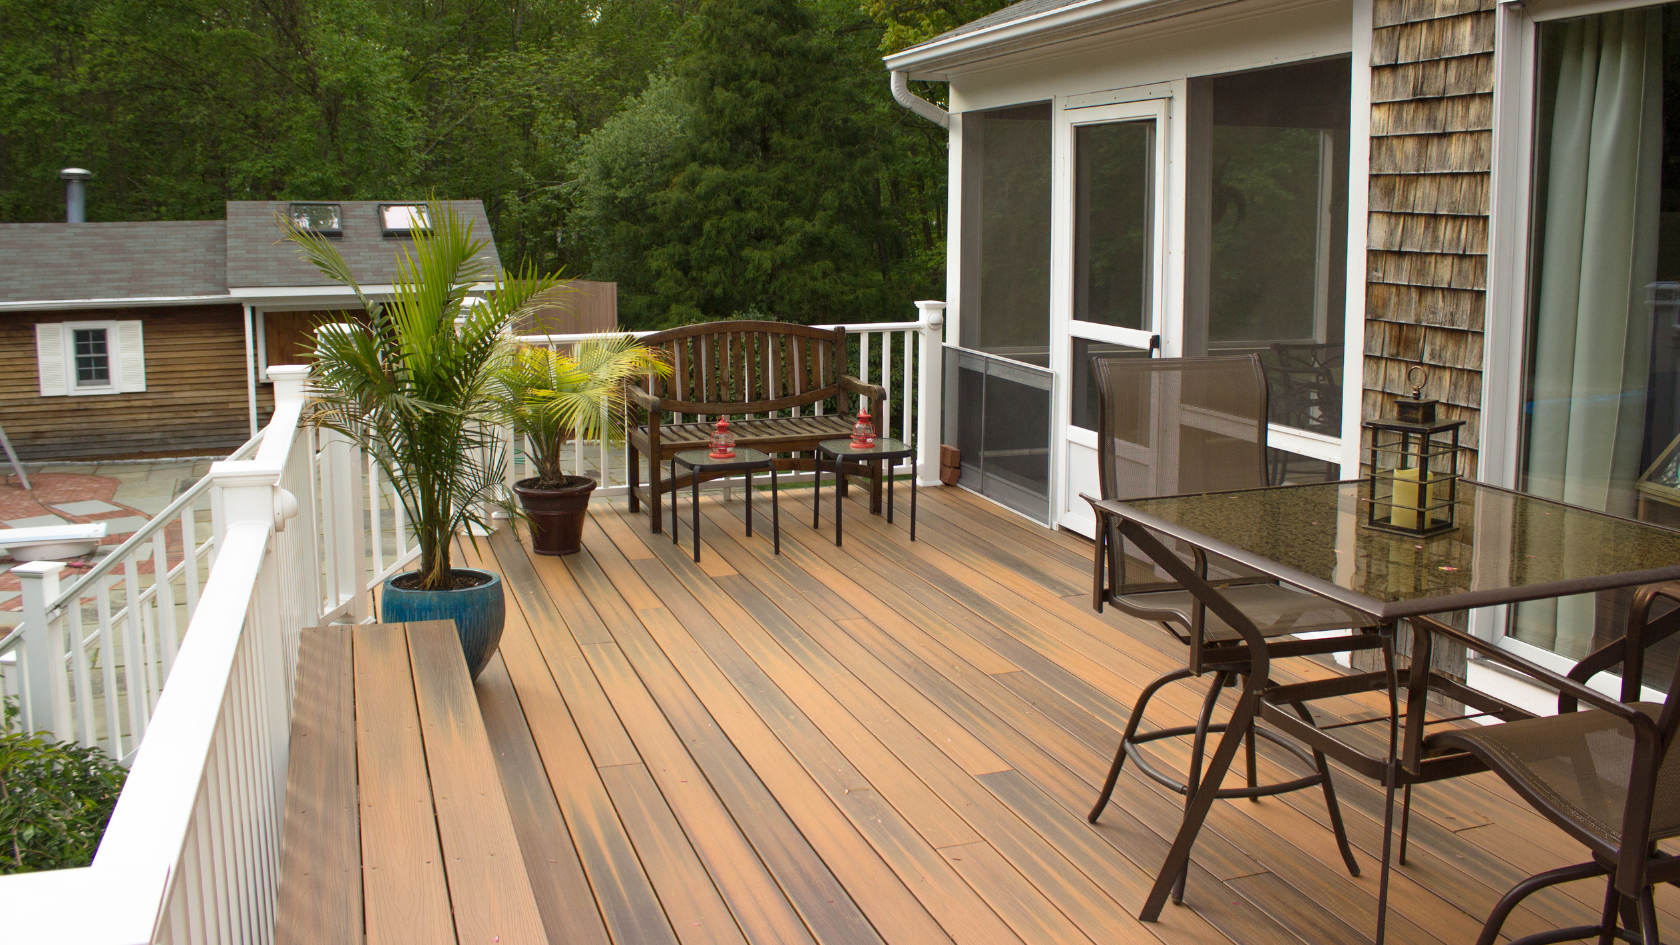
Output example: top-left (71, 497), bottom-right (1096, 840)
top-left (378, 203), bottom-right (429, 237)
top-left (34, 320), bottom-right (145, 396)
top-left (73, 328), bottom-right (110, 387)
top-left (288, 202), bottom-right (342, 237)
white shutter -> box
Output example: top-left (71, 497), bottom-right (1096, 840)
top-left (115, 321), bottom-right (146, 393)
top-left (34, 323), bottom-right (67, 396)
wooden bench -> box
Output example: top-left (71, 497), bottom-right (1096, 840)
top-left (275, 621), bottom-right (548, 945)
top-left (627, 320), bottom-right (887, 533)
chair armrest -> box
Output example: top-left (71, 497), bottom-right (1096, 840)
top-left (1410, 613), bottom-right (1647, 723)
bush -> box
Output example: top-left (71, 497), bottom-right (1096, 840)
top-left (0, 705), bottom-right (126, 874)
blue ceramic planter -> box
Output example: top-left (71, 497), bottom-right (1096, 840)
top-left (381, 568), bottom-right (505, 679)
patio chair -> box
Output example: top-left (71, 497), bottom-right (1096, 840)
top-left (1083, 354), bottom-right (1388, 904)
top-left (1428, 581), bottom-right (1680, 945)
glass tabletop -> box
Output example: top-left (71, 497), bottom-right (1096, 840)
top-left (673, 447), bottom-right (772, 467)
top-left (1094, 479), bottom-right (1680, 620)
top-left (818, 437), bottom-right (912, 456)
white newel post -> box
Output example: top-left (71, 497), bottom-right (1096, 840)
top-left (16, 561), bottom-right (69, 740)
top-left (914, 301), bottom-right (947, 486)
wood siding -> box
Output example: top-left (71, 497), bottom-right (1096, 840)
top-left (520, 280), bottom-right (618, 335)
top-left (1366, 0), bottom-right (1496, 475)
top-left (0, 305), bottom-right (270, 461)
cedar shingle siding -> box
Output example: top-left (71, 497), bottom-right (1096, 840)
top-left (1366, 0), bottom-right (1496, 474)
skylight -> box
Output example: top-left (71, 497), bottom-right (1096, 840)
top-left (288, 202), bottom-right (342, 237)
top-left (379, 203), bottom-right (430, 237)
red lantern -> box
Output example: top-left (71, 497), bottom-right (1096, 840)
top-left (850, 408), bottom-right (876, 449)
top-left (708, 417), bottom-right (736, 459)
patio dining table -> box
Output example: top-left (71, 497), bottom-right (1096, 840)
top-left (1091, 477), bottom-right (1680, 937)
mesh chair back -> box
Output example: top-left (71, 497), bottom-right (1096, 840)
top-left (1092, 355), bottom-right (1270, 502)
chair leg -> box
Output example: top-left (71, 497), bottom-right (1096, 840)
top-left (1597, 881), bottom-right (1620, 945)
top-left (1173, 670), bottom-right (1230, 905)
top-left (1397, 783), bottom-right (1414, 866)
top-left (1289, 702), bottom-right (1359, 878)
top-left (628, 443), bottom-right (641, 513)
top-left (1245, 725), bottom-right (1258, 797)
top-left (1473, 862), bottom-right (1607, 945)
top-left (1090, 667), bottom-right (1194, 823)
top-left (1637, 887), bottom-right (1660, 945)
top-left (1140, 684), bottom-right (1260, 922)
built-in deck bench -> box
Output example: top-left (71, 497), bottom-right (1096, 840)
top-left (275, 621), bottom-right (548, 945)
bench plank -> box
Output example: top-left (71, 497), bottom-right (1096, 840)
top-left (407, 619), bottom-right (549, 945)
top-left (275, 626), bottom-right (362, 945)
top-left (354, 623), bottom-right (456, 945)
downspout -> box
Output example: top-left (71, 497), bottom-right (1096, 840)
top-left (890, 71), bottom-right (950, 128)
top-left (242, 303), bottom-right (258, 437)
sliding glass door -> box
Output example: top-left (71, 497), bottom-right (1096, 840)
top-left (1511, 4), bottom-right (1680, 684)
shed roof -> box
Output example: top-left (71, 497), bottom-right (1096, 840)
top-left (225, 200), bottom-right (502, 289)
top-left (0, 221), bottom-right (227, 304)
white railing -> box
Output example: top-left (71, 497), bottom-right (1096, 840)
top-left (0, 302), bottom-right (948, 944)
top-left (0, 364), bottom-right (419, 943)
top-left (510, 301), bottom-right (947, 493)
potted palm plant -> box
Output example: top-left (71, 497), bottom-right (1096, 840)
top-left (282, 199), bottom-right (565, 678)
top-left (492, 339), bottom-right (668, 555)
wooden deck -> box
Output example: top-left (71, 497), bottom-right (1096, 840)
top-left (429, 483), bottom-right (1676, 945)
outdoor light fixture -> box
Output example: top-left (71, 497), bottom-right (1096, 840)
top-left (708, 417), bottom-right (736, 459)
top-left (850, 408), bottom-right (876, 449)
top-left (1365, 365), bottom-right (1463, 537)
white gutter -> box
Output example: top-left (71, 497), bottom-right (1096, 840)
top-left (0, 294), bottom-right (235, 312)
top-left (891, 71), bottom-right (951, 128)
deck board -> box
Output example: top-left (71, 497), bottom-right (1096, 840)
top-left (301, 483), bottom-right (1663, 945)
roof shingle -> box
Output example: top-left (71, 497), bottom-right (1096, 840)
top-left (0, 221), bottom-right (226, 303)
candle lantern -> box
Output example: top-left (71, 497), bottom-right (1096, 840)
top-left (708, 417), bottom-right (736, 460)
top-left (850, 407), bottom-right (877, 449)
top-left (1365, 365), bottom-right (1464, 537)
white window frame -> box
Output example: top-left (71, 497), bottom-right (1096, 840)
top-left (66, 323), bottom-right (118, 394)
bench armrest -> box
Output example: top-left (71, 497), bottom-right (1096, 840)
top-left (627, 383), bottom-right (661, 417)
top-left (839, 375), bottom-right (887, 403)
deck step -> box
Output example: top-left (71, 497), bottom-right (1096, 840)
top-left (275, 621), bottom-right (549, 945)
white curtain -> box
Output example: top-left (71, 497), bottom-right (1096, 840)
top-left (1519, 8), bottom-right (1663, 656)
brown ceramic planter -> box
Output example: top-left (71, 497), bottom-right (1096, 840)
top-left (513, 475), bottom-right (596, 555)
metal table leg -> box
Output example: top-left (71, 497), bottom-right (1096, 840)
top-left (770, 466), bottom-right (780, 555)
top-left (745, 467), bottom-right (754, 537)
top-left (672, 461), bottom-right (681, 546)
top-left (692, 467), bottom-right (701, 562)
top-left (834, 450), bottom-right (845, 547)
top-left (887, 459), bottom-right (894, 524)
top-left (910, 462), bottom-right (917, 541)
top-left (812, 450), bottom-right (823, 529)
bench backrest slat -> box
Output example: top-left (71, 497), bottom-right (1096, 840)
top-left (640, 320), bottom-right (847, 416)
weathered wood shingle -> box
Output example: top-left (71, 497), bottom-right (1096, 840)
top-left (1364, 0), bottom-right (1495, 475)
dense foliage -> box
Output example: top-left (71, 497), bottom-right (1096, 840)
top-left (0, 0), bottom-right (1012, 328)
top-left (0, 705), bottom-right (127, 874)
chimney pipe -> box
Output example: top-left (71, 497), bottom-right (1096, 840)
top-left (60, 168), bottom-right (92, 223)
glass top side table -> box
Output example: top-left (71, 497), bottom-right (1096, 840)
top-left (671, 448), bottom-right (779, 563)
top-left (814, 437), bottom-right (915, 547)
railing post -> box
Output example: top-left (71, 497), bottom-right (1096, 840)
top-left (914, 301), bottom-right (947, 486)
top-left (16, 561), bottom-right (69, 740)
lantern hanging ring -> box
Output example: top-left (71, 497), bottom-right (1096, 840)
top-left (1407, 364), bottom-right (1429, 400)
